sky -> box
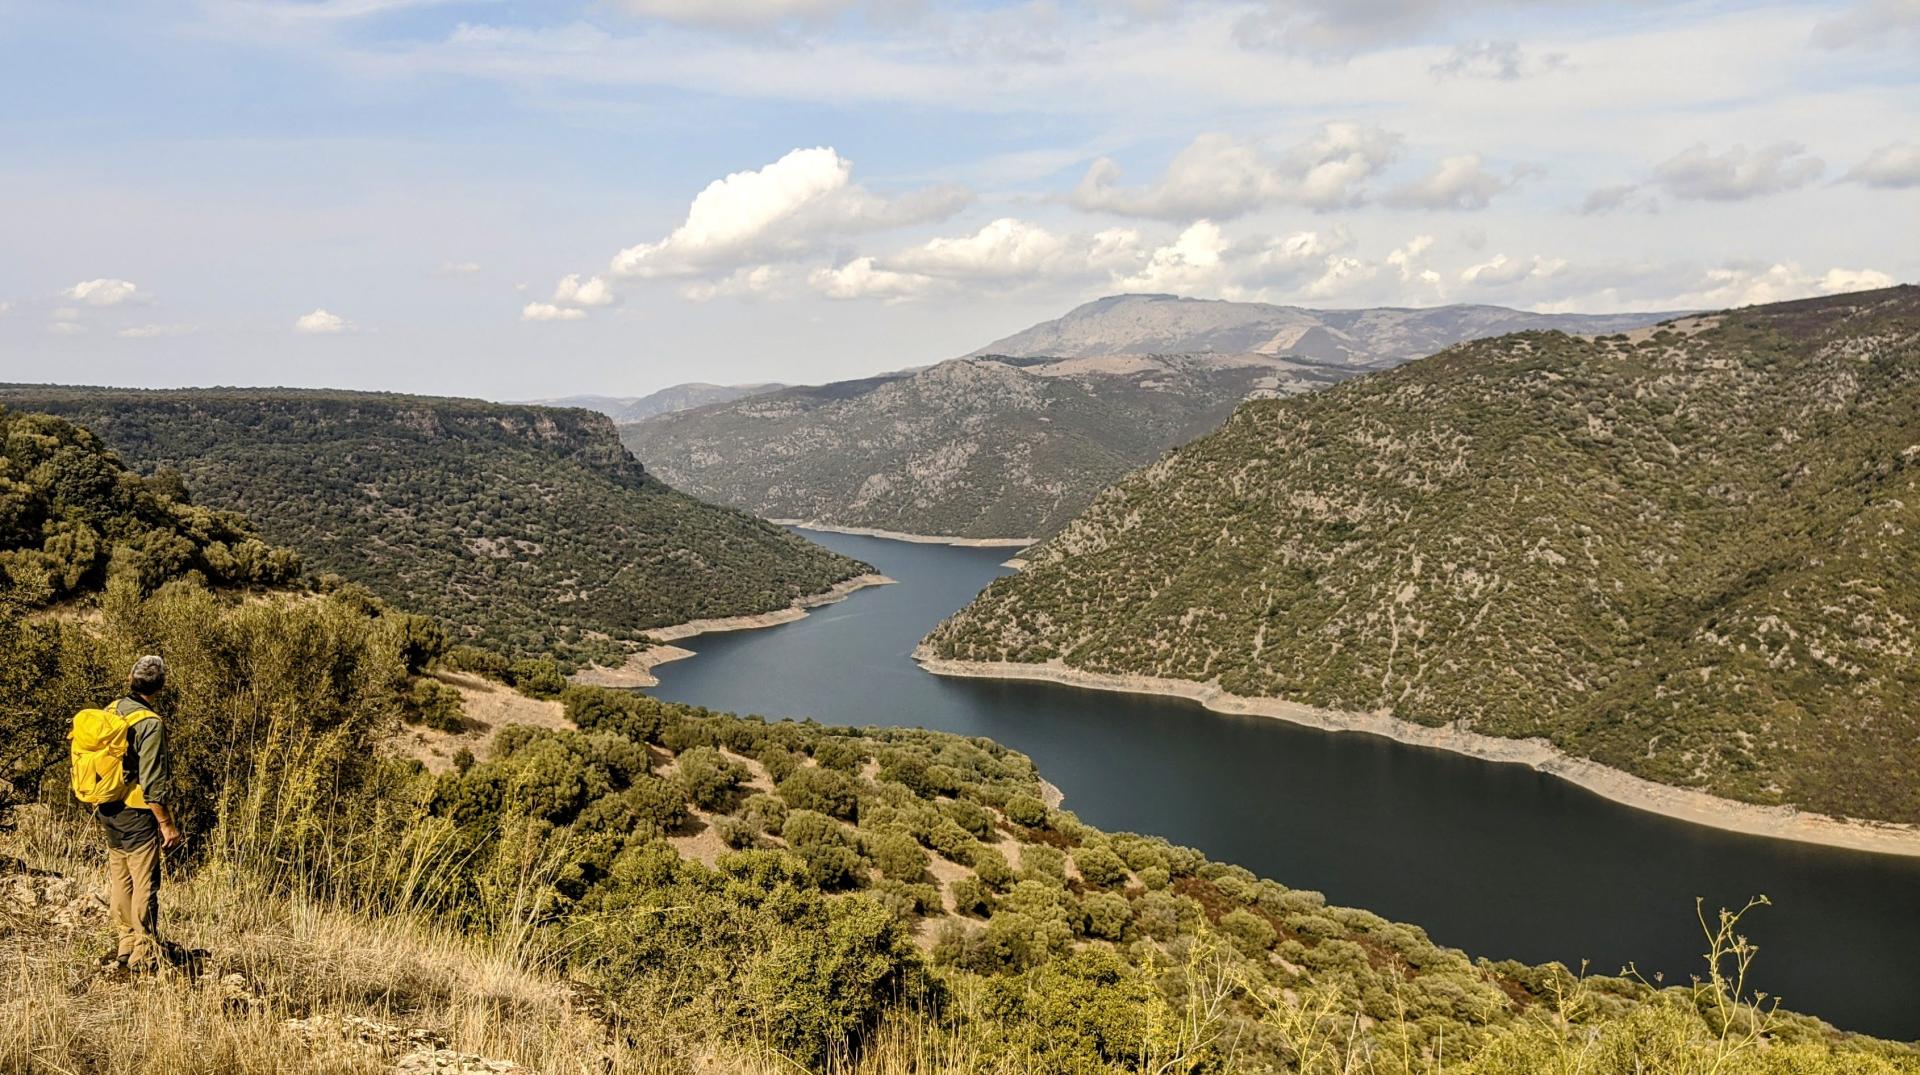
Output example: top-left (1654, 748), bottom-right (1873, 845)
top-left (0, 0), bottom-right (1915, 400)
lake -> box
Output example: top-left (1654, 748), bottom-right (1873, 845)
top-left (645, 529), bottom-right (1920, 1040)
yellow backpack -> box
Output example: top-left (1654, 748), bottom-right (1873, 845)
top-left (68, 705), bottom-right (155, 807)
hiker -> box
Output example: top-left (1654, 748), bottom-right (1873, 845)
top-left (70, 655), bottom-right (180, 971)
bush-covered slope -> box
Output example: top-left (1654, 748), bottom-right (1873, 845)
top-left (1, 435), bottom-right (1913, 1072)
top-left (0, 407), bottom-right (298, 604)
top-left (623, 353), bottom-right (1350, 539)
top-left (927, 287), bottom-right (1920, 823)
top-left (0, 387), bottom-right (869, 664)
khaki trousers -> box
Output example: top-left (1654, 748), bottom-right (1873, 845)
top-left (105, 838), bottom-right (163, 967)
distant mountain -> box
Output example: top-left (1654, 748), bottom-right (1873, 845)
top-left (621, 297), bottom-right (1677, 540)
top-left (927, 286), bottom-right (1920, 824)
top-left (0, 386), bottom-right (869, 666)
top-left (539, 382), bottom-right (786, 423)
top-left (973, 293), bottom-right (1684, 367)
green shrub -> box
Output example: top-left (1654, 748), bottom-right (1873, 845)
top-left (505, 657), bottom-right (566, 698)
top-left (1080, 891), bottom-right (1131, 940)
top-left (950, 876), bottom-right (991, 917)
top-left (778, 765), bottom-right (860, 820)
top-left (675, 746), bottom-right (746, 811)
top-left (1018, 844), bottom-right (1065, 885)
top-left (812, 737), bottom-right (864, 772)
top-left (865, 829), bottom-right (929, 882)
top-left (1072, 843), bottom-right (1129, 888)
top-left (444, 644), bottom-right (510, 680)
top-left (972, 846), bottom-right (1015, 891)
top-left (1003, 793), bottom-right (1047, 827)
top-left (740, 792), bottom-right (787, 834)
top-left (1220, 907), bottom-right (1278, 953)
top-left (938, 797), bottom-right (995, 837)
top-left (781, 810), bottom-right (865, 889)
top-left (403, 676), bottom-right (468, 733)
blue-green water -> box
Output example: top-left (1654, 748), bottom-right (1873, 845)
top-left (645, 529), bottom-right (1920, 1040)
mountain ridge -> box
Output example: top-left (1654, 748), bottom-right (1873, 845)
top-left (971, 292), bottom-right (1689, 366)
top-left (621, 296), bottom-right (1679, 539)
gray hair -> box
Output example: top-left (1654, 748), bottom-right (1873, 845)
top-left (130, 654), bottom-right (167, 694)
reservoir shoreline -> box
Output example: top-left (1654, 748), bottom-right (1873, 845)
top-left (767, 520), bottom-right (1033, 548)
top-left (571, 573), bottom-right (895, 688)
top-left (913, 648), bottom-right (1920, 859)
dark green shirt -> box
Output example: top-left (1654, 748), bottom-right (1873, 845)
top-left (96, 696), bottom-right (169, 851)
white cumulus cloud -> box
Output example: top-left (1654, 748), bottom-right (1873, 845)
top-left (294, 308), bottom-right (353, 334)
top-left (890, 218), bottom-right (1072, 280)
top-left (64, 278), bottom-right (141, 306)
top-left (1675, 263), bottom-right (1895, 308)
top-left (1652, 142), bottom-right (1824, 201)
top-left (1112, 220), bottom-right (1231, 294)
top-left (682, 265), bottom-right (790, 302)
top-left (521, 302), bottom-right (588, 321)
top-left (610, 146), bottom-right (967, 279)
top-left (808, 258), bottom-right (935, 302)
top-left (553, 274), bottom-right (617, 307)
top-left (1070, 125), bottom-right (1401, 220)
top-left (1386, 235), bottom-right (1442, 287)
top-left (1460, 253), bottom-right (1566, 287)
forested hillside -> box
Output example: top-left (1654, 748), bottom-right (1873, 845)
top-left (928, 287), bottom-right (1920, 824)
top-left (623, 353), bottom-right (1346, 539)
top-left (0, 387), bottom-right (869, 665)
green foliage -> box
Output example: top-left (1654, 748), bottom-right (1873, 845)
top-left (1, 387), bottom-right (871, 665)
top-left (403, 676), bottom-right (468, 733)
top-left (1072, 843), bottom-right (1129, 888)
top-left (674, 746), bottom-right (747, 811)
top-left (863, 828), bottom-right (929, 882)
top-left (930, 288), bottom-right (1920, 823)
top-left (443, 644), bottom-right (509, 680)
top-left (9, 413), bottom-right (1911, 1074)
top-left (1003, 793), bottom-right (1047, 827)
top-left (504, 657), bottom-right (566, 698)
top-left (778, 765), bottom-right (860, 821)
top-left (0, 408), bottom-right (298, 606)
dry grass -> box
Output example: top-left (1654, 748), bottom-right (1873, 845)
top-left (0, 810), bottom-right (1051, 1075)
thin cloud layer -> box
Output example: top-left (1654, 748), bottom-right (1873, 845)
top-left (1652, 142), bottom-right (1825, 201)
top-left (1387, 154), bottom-right (1513, 211)
top-left (1845, 141), bottom-right (1920, 189)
